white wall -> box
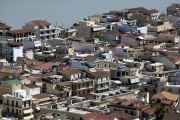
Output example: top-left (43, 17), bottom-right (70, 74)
top-left (73, 44), bottom-right (95, 52)
top-left (13, 46), bottom-right (23, 62)
top-left (23, 86), bottom-right (40, 96)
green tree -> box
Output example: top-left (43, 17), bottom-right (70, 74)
top-left (130, 14), bottom-right (147, 27)
top-left (94, 34), bottom-right (103, 41)
top-left (155, 105), bottom-right (168, 120)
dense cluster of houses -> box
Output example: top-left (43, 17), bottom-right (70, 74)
top-left (0, 3), bottom-right (180, 120)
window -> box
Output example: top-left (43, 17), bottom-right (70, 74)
top-left (153, 89), bottom-right (156, 92)
top-left (125, 110), bottom-right (128, 113)
top-left (16, 109), bottom-right (18, 115)
top-left (145, 88), bottom-right (147, 92)
top-left (12, 100), bottom-right (14, 106)
top-left (28, 101), bottom-right (31, 106)
top-left (168, 88), bottom-right (172, 92)
top-left (24, 101), bottom-right (26, 107)
top-left (19, 110), bottom-right (21, 113)
top-left (131, 111), bottom-right (134, 115)
top-left (7, 99), bottom-right (9, 105)
top-left (12, 108), bottom-right (14, 114)
top-left (16, 101), bottom-right (18, 107)
top-left (161, 88), bottom-right (165, 91)
top-left (7, 107), bottom-right (9, 113)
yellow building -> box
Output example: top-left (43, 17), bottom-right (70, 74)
top-left (3, 89), bottom-right (34, 120)
top-left (0, 79), bottom-right (22, 100)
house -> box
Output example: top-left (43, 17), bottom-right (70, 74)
top-left (147, 9), bottom-right (159, 20)
top-left (23, 20), bottom-right (63, 40)
top-left (151, 91), bottom-right (179, 108)
top-left (2, 89), bottom-right (34, 119)
top-left (157, 33), bottom-right (180, 44)
top-left (72, 42), bottom-right (98, 52)
top-left (32, 93), bottom-right (58, 105)
top-left (83, 111), bottom-right (138, 120)
top-left (163, 113), bottom-right (180, 120)
top-left (0, 22), bottom-right (11, 35)
top-left (55, 45), bottom-right (74, 55)
top-left (59, 68), bottom-right (82, 81)
top-left (77, 20), bottom-right (106, 37)
top-left (147, 21), bottom-right (173, 36)
top-left (166, 3), bottom-right (180, 17)
top-left (0, 56), bottom-right (8, 69)
top-left (7, 28), bottom-right (36, 42)
top-left (23, 84), bottom-right (40, 96)
top-left (103, 30), bottom-right (121, 45)
top-left (86, 71), bottom-right (110, 93)
top-left (108, 98), bottom-right (154, 120)
top-left (69, 59), bottom-right (88, 70)
top-left (0, 39), bottom-right (23, 62)
top-left (70, 78), bottom-right (94, 96)
top-left (84, 55), bottom-right (102, 68)
top-left (0, 66), bottom-right (24, 78)
top-left (145, 62), bottom-right (164, 72)
top-left (0, 79), bottom-right (22, 100)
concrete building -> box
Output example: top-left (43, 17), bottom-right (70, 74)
top-left (2, 89), bottom-right (34, 120)
top-left (0, 39), bottom-right (23, 62)
top-left (7, 28), bottom-right (35, 43)
top-left (0, 79), bottom-right (22, 100)
top-left (24, 20), bottom-right (63, 40)
top-left (87, 71), bottom-right (110, 93)
top-left (23, 84), bottom-right (40, 96)
top-left (78, 20), bottom-right (106, 37)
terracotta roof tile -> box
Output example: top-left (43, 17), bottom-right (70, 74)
top-left (152, 91), bottom-right (179, 101)
top-left (23, 84), bottom-right (39, 88)
top-left (88, 71), bottom-right (109, 77)
top-left (26, 20), bottom-right (51, 26)
top-left (59, 68), bottom-right (81, 75)
top-left (84, 55), bottom-right (99, 62)
top-left (8, 28), bottom-right (34, 34)
top-left (148, 9), bottom-right (159, 14)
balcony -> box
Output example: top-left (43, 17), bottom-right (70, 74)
top-left (23, 108), bottom-right (33, 114)
top-left (96, 86), bottom-right (109, 91)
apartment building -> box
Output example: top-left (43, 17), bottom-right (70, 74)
top-left (0, 79), bottom-right (22, 100)
top-left (70, 78), bottom-right (94, 96)
top-left (7, 28), bottom-right (35, 42)
top-left (78, 20), bottom-right (106, 37)
top-left (2, 89), bottom-right (34, 120)
top-left (87, 71), bottom-right (110, 93)
top-left (24, 20), bottom-right (63, 40)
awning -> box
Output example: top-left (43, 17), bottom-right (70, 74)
top-left (112, 81), bottom-right (122, 84)
top-left (23, 114), bottom-right (34, 119)
top-left (35, 106), bottom-right (40, 111)
top-left (130, 78), bottom-right (140, 84)
top-left (23, 108), bottom-right (33, 114)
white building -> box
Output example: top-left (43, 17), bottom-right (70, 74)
top-left (0, 39), bottom-right (23, 62)
top-left (23, 84), bottom-right (40, 96)
top-left (3, 89), bottom-right (34, 120)
top-left (24, 20), bottom-right (64, 40)
top-left (7, 28), bottom-right (36, 43)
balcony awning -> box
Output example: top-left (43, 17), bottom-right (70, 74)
top-left (35, 106), bottom-right (40, 111)
top-left (23, 108), bottom-right (33, 114)
top-left (130, 78), bottom-right (140, 84)
top-left (23, 114), bottom-right (34, 119)
top-left (112, 80), bottom-right (122, 84)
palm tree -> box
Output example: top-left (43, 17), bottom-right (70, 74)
top-left (155, 105), bottom-right (168, 120)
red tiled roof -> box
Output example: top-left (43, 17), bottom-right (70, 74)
top-left (79, 93), bottom-right (96, 98)
top-left (32, 93), bottom-right (50, 99)
top-left (26, 20), bottom-right (51, 26)
top-left (24, 84), bottom-right (39, 88)
top-left (59, 68), bottom-right (81, 75)
top-left (8, 28), bottom-right (34, 34)
top-left (107, 16), bottom-right (124, 21)
top-left (0, 24), bottom-right (11, 29)
top-left (117, 42), bottom-right (133, 47)
top-left (89, 71), bottom-right (109, 77)
top-left (148, 9), bottom-right (159, 14)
